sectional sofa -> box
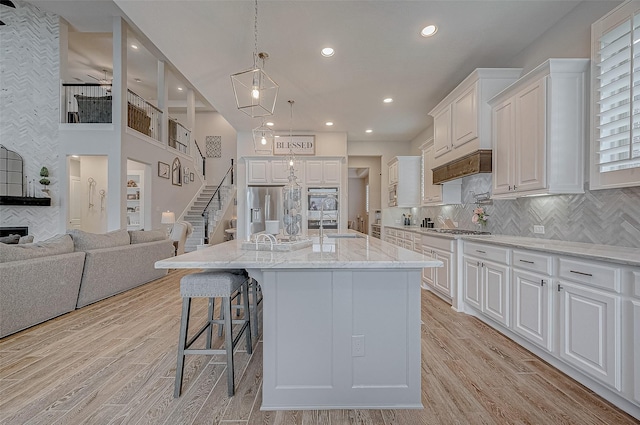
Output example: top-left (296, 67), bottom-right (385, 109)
top-left (0, 229), bottom-right (174, 338)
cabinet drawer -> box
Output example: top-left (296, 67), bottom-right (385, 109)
top-left (388, 229), bottom-right (397, 237)
top-left (512, 250), bottom-right (552, 275)
top-left (422, 235), bottom-right (453, 252)
top-left (464, 242), bottom-right (509, 264)
top-left (558, 257), bottom-right (620, 293)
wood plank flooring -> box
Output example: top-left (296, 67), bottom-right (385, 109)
top-left (1, 269), bottom-right (638, 425)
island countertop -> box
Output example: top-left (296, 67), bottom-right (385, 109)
top-left (156, 234), bottom-right (442, 270)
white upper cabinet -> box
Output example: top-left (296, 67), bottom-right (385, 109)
top-left (387, 156), bottom-right (420, 207)
top-left (420, 139), bottom-right (462, 205)
top-left (247, 159), bottom-right (270, 184)
top-left (489, 59), bottom-right (588, 199)
top-left (591, 1), bottom-right (640, 190)
top-left (429, 68), bottom-right (522, 169)
top-left (305, 159), bottom-right (340, 185)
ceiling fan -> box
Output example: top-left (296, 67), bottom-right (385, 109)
top-left (88, 69), bottom-right (112, 91)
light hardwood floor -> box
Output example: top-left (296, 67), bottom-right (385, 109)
top-left (0, 269), bottom-right (638, 425)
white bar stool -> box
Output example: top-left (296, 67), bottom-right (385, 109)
top-left (174, 270), bottom-right (252, 397)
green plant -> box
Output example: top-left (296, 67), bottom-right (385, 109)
top-left (39, 167), bottom-right (50, 186)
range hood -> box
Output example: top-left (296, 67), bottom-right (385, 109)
top-left (432, 150), bottom-right (492, 184)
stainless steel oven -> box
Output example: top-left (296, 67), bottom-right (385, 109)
top-left (307, 188), bottom-right (338, 230)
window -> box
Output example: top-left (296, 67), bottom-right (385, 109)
top-left (592, 1), bottom-right (640, 189)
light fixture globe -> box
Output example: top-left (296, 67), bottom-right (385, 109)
top-left (231, 53), bottom-right (279, 117)
top-left (252, 120), bottom-right (275, 154)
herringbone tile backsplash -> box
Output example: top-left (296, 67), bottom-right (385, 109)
top-left (420, 174), bottom-right (640, 248)
top-left (0, 1), bottom-right (61, 240)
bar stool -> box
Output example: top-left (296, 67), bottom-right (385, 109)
top-left (174, 270), bottom-right (252, 397)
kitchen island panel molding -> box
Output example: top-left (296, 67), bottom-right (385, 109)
top-left (260, 268), bottom-right (422, 409)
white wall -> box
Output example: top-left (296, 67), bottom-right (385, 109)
top-left (170, 111), bottom-right (237, 185)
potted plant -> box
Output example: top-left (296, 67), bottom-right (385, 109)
top-left (39, 166), bottom-right (50, 196)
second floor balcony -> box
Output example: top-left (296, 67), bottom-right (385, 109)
top-left (61, 83), bottom-right (189, 155)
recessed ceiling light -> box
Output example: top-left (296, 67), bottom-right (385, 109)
top-left (275, 135), bottom-right (280, 138)
top-left (421, 25), bottom-right (438, 37)
top-left (321, 47), bottom-right (334, 57)
top-left (365, 129), bottom-right (373, 133)
top-left (134, 78), bottom-right (141, 83)
top-left (383, 98), bottom-right (393, 103)
top-left (177, 87), bottom-right (183, 91)
top-left (131, 44), bottom-right (139, 50)
top-left (325, 121), bottom-right (334, 126)
top-left (266, 122), bottom-right (274, 126)
top-left (71, 155), bottom-right (79, 158)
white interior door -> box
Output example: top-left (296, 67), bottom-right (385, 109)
top-left (69, 175), bottom-right (82, 229)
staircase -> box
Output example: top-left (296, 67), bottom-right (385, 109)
top-left (182, 184), bottom-right (233, 252)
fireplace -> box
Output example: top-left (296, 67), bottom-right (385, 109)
top-left (0, 226), bottom-right (28, 237)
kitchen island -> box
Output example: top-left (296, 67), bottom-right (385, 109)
top-left (156, 234), bottom-right (441, 410)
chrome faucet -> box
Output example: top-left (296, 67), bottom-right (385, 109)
top-left (319, 195), bottom-right (337, 241)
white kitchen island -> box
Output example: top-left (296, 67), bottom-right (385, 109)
top-left (156, 234), bottom-right (441, 410)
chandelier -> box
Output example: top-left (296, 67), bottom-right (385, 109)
top-left (252, 119), bottom-right (275, 154)
top-left (230, 0), bottom-right (279, 118)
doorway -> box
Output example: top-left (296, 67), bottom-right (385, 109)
top-left (67, 155), bottom-right (108, 233)
top-left (348, 167), bottom-right (368, 233)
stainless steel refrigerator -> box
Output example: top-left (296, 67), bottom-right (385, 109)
top-left (246, 186), bottom-right (283, 237)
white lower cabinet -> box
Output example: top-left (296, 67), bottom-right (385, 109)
top-left (421, 235), bottom-right (456, 301)
top-left (463, 242), bottom-right (510, 327)
top-left (512, 269), bottom-right (552, 351)
top-left (511, 249), bottom-right (553, 351)
top-left (557, 280), bottom-right (620, 390)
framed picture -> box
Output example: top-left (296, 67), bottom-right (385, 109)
top-left (273, 135), bottom-right (315, 155)
top-left (172, 158), bottom-right (181, 186)
top-left (190, 172), bottom-right (194, 182)
top-left (158, 162), bottom-right (170, 179)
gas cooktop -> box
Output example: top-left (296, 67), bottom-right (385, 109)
top-left (428, 228), bottom-right (491, 235)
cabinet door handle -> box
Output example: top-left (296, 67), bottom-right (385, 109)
top-left (477, 261), bottom-right (480, 267)
top-left (508, 185), bottom-right (512, 191)
top-left (541, 279), bottom-right (546, 286)
top-left (570, 270), bottom-right (593, 277)
top-left (476, 250), bottom-right (486, 254)
top-left (513, 185), bottom-right (517, 190)
top-left (519, 259), bottom-right (534, 264)
top-left (557, 284), bottom-right (563, 292)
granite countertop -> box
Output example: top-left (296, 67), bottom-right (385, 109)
top-left (462, 235), bottom-right (640, 267)
top-left (384, 225), bottom-right (640, 267)
top-left (156, 234), bottom-right (442, 270)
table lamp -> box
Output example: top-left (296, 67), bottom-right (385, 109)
top-left (161, 211), bottom-right (175, 237)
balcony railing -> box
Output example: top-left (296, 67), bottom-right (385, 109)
top-left (168, 118), bottom-right (190, 154)
top-left (127, 90), bottom-right (162, 141)
top-left (62, 83), bottom-right (112, 124)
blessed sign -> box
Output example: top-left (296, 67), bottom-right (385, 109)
top-left (273, 135), bottom-right (315, 155)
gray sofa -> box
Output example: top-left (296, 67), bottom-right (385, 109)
top-left (0, 229), bottom-right (174, 338)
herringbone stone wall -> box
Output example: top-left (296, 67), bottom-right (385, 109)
top-left (421, 174), bottom-right (640, 248)
top-left (0, 1), bottom-right (61, 241)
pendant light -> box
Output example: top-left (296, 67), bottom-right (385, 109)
top-left (252, 119), bottom-right (275, 154)
top-left (231, 0), bottom-right (279, 118)
top-left (282, 100), bottom-right (301, 241)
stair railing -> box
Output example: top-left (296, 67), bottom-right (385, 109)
top-left (202, 159), bottom-right (234, 244)
top-left (194, 140), bottom-right (205, 178)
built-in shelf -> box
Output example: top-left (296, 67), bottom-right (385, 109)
top-left (0, 196), bottom-right (51, 206)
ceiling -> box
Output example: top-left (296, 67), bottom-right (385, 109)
top-left (26, 0), bottom-right (615, 142)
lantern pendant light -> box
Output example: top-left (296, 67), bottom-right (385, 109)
top-left (231, 0), bottom-right (279, 118)
top-left (252, 119), bottom-right (275, 154)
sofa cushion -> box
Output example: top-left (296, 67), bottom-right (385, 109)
top-left (0, 234), bottom-right (74, 263)
top-left (129, 229), bottom-right (167, 244)
top-left (68, 229), bottom-right (130, 251)
top-left (19, 235), bottom-right (34, 244)
top-left (0, 234), bottom-right (20, 244)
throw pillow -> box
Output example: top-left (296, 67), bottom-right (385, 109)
top-left (129, 229), bottom-right (167, 244)
top-left (0, 234), bottom-right (20, 244)
top-left (18, 235), bottom-right (34, 244)
top-left (0, 234), bottom-right (74, 263)
top-left (68, 229), bottom-right (130, 251)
